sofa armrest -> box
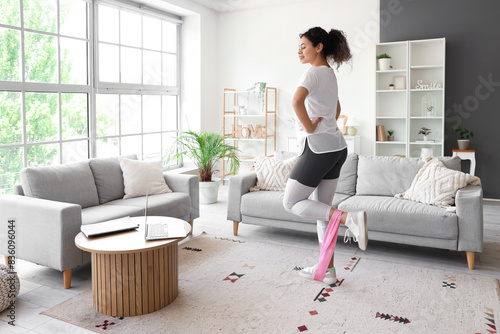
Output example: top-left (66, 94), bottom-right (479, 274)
top-left (0, 195), bottom-right (82, 272)
top-left (227, 172), bottom-right (257, 222)
top-left (455, 184), bottom-right (483, 252)
top-left (163, 173), bottom-right (199, 221)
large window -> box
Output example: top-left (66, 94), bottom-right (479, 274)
top-left (0, 0), bottom-right (181, 194)
top-left (95, 3), bottom-right (180, 160)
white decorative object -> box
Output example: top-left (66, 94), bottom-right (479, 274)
top-left (345, 117), bottom-right (360, 136)
top-left (421, 94), bottom-right (436, 116)
top-left (420, 147), bottom-right (433, 158)
top-left (120, 158), bottom-right (172, 199)
top-left (395, 158), bottom-right (480, 207)
top-left (415, 80), bottom-right (443, 90)
top-left (251, 156), bottom-right (298, 192)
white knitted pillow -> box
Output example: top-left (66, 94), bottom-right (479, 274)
top-left (395, 157), bottom-right (481, 207)
top-left (251, 156), bottom-right (298, 191)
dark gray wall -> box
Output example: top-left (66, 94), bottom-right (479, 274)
top-left (380, 0), bottom-right (500, 199)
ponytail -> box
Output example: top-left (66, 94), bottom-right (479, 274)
top-left (300, 27), bottom-right (352, 69)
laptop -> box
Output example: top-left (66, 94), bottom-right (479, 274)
top-left (81, 216), bottom-right (139, 238)
top-left (144, 191), bottom-right (187, 240)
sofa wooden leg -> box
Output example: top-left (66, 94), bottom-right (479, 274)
top-left (4, 255), bottom-right (9, 266)
top-left (188, 220), bottom-right (194, 235)
top-left (466, 251), bottom-right (475, 270)
top-left (63, 269), bottom-right (72, 289)
top-left (233, 221), bottom-right (239, 236)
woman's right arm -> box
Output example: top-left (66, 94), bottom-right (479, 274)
top-left (292, 87), bottom-right (322, 133)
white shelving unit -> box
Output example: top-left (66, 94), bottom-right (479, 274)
top-left (375, 38), bottom-right (445, 158)
top-left (222, 87), bottom-right (277, 184)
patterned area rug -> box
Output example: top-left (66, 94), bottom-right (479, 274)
top-left (43, 233), bottom-right (500, 333)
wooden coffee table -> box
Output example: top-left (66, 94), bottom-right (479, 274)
top-left (75, 216), bottom-right (191, 317)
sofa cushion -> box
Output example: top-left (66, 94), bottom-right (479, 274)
top-left (396, 158), bottom-right (481, 207)
top-left (20, 161), bottom-right (99, 208)
top-left (252, 156), bottom-right (297, 191)
top-left (89, 154), bottom-right (137, 204)
top-left (120, 158), bottom-right (172, 199)
top-left (356, 156), bottom-right (422, 196)
top-left (336, 153), bottom-right (358, 196)
top-left (356, 155), bottom-right (461, 197)
top-left (242, 191), bottom-right (316, 224)
top-left (338, 195), bottom-right (458, 240)
top-left (105, 192), bottom-right (191, 219)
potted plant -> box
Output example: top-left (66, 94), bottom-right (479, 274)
top-left (387, 129), bottom-right (395, 141)
top-left (377, 53), bottom-right (392, 71)
top-left (453, 125), bottom-right (474, 150)
top-left (388, 83), bottom-right (394, 90)
top-left (168, 131), bottom-right (240, 204)
top-left (418, 127), bottom-right (431, 141)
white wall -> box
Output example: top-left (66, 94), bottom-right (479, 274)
top-left (217, 0), bottom-right (379, 155)
top-left (157, 0), bottom-right (219, 133)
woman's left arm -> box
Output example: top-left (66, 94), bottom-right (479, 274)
top-left (336, 100), bottom-right (341, 120)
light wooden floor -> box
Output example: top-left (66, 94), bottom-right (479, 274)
top-left (1, 185), bottom-right (499, 333)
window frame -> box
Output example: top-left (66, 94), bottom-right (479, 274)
top-left (0, 0), bottom-right (183, 194)
top-left (93, 0), bottom-right (182, 162)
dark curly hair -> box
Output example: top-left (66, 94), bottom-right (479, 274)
top-left (300, 27), bottom-right (352, 69)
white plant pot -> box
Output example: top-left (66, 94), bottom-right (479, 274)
top-left (199, 180), bottom-right (220, 204)
top-left (378, 58), bottom-right (391, 71)
top-left (457, 140), bottom-right (470, 150)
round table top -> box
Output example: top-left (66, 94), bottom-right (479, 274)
top-left (75, 216), bottom-right (191, 254)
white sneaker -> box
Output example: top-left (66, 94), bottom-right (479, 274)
top-left (344, 211), bottom-right (368, 251)
top-left (298, 264), bottom-right (337, 285)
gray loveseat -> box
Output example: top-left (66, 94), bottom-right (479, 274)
top-left (0, 155), bottom-right (199, 288)
top-left (227, 154), bottom-right (483, 269)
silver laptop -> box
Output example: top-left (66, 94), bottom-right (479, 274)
top-left (144, 191), bottom-right (174, 240)
top-left (81, 216), bottom-right (139, 238)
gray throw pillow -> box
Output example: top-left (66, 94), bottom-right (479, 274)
top-left (336, 153), bottom-right (358, 196)
top-left (20, 161), bottom-right (100, 208)
top-left (89, 154), bottom-right (137, 204)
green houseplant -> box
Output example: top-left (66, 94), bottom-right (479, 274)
top-left (453, 126), bottom-right (474, 150)
top-left (387, 129), bottom-right (395, 141)
top-left (377, 53), bottom-right (392, 71)
top-left (169, 131), bottom-right (240, 203)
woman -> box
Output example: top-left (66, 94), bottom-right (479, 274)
top-left (283, 27), bottom-right (367, 285)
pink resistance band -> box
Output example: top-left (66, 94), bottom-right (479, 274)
top-left (314, 209), bottom-right (343, 282)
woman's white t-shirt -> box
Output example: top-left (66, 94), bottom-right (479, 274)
top-left (295, 65), bottom-right (347, 154)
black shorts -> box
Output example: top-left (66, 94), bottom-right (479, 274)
top-left (289, 140), bottom-right (348, 187)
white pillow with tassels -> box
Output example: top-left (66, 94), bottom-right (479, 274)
top-left (395, 157), bottom-right (481, 207)
top-left (250, 155), bottom-right (298, 192)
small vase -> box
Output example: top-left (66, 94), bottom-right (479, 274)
top-left (423, 135), bottom-right (429, 141)
top-left (387, 135), bottom-right (394, 141)
top-left (457, 140), bottom-right (470, 150)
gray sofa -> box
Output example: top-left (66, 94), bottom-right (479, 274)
top-left (227, 154), bottom-right (483, 270)
top-left (0, 155), bottom-right (199, 288)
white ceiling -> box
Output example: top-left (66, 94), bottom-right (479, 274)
top-left (188, 0), bottom-right (308, 12)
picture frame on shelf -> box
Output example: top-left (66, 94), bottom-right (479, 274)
top-left (393, 76), bottom-right (406, 90)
